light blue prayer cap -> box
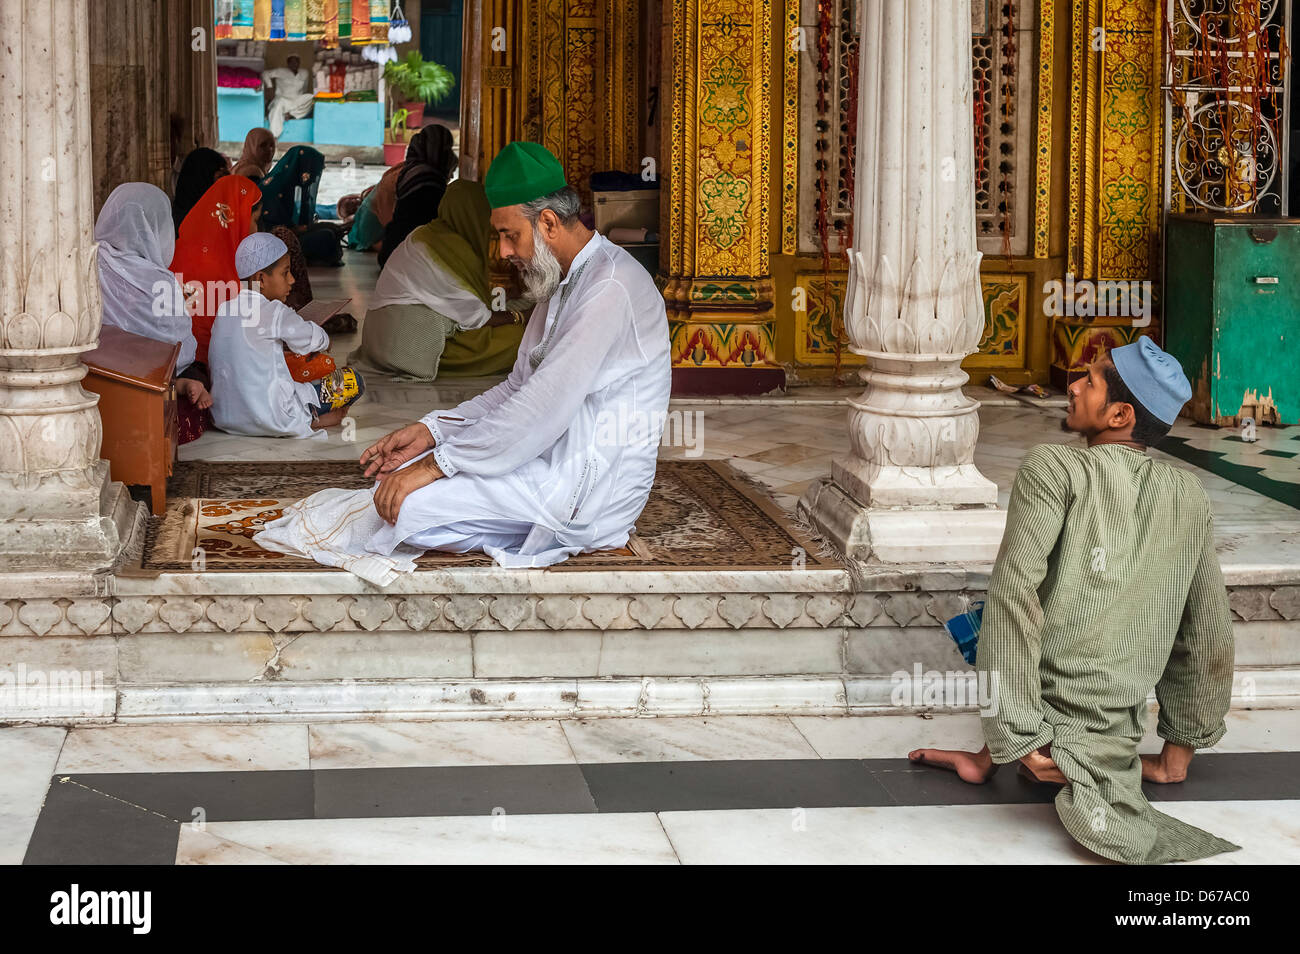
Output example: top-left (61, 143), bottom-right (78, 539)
top-left (1109, 337), bottom-right (1191, 426)
top-left (235, 232), bottom-right (289, 280)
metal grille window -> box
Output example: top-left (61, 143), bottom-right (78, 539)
top-left (797, 0), bottom-right (1035, 255)
top-left (1162, 0), bottom-right (1292, 215)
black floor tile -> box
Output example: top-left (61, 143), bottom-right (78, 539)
top-left (866, 758), bottom-right (1060, 806)
top-left (25, 779), bottom-right (179, 865)
top-left (312, 764), bottom-right (598, 818)
top-left (581, 759), bottom-right (892, 813)
top-left (65, 770), bottom-right (317, 822)
top-left (1140, 752), bottom-right (1300, 802)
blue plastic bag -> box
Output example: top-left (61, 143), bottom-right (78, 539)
top-left (943, 600), bottom-right (984, 666)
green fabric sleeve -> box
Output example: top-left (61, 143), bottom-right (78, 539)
top-left (979, 446), bottom-right (1067, 764)
top-left (1156, 517), bottom-right (1236, 749)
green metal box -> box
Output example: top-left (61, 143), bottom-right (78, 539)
top-left (1164, 213), bottom-right (1300, 426)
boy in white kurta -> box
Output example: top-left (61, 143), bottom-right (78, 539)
top-left (255, 142), bottom-right (672, 579)
top-left (209, 233), bottom-right (364, 438)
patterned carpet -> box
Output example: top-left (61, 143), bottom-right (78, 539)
top-left (136, 460), bottom-right (836, 573)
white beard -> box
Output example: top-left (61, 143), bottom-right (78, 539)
top-left (517, 224), bottom-right (564, 303)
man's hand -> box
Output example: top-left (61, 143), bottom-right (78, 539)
top-left (1019, 746), bottom-right (1067, 784)
top-left (1140, 741), bottom-right (1194, 783)
top-left (373, 456), bottom-right (443, 524)
top-left (361, 422), bottom-right (435, 478)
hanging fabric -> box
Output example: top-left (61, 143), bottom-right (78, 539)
top-left (305, 0), bottom-right (326, 39)
top-left (285, 0), bottom-right (307, 40)
top-left (254, 0), bottom-right (272, 40)
top-left (270, 0), bottom-right (286, 39)
top-left (388, 2), bottom-right (411, 43)
top-left (323, 0), bottom-right (339, 44)
top-left (337, 0), bottom-right (352, 40)
top-left (215, 0), bottom-right (235, 39)
top-left (351, 0), bottom-right (371, 43)
top-left (369, 0), bottom-right (389, 44)
top-left (231, 0), bottom-right (254, 38)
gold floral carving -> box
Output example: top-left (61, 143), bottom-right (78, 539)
top-left (662, 0), bottom-right (776, 371)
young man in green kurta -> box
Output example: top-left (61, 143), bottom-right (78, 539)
top-left (910, 338), bottom-right (1238, 864)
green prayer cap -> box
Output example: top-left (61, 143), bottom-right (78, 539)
top-left (484, 141), bottom-right (569, 209)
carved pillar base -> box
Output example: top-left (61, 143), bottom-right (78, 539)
top-left (799, 350), bottom-right (1005, 563)
top-left (0, 463), bottom-right (143, 575)
top-left (800, 479), bottom-right (1006, 564)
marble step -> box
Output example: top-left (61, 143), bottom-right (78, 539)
top-left (3, 563), bottom-right (1298, 722)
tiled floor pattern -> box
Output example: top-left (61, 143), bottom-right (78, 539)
top-left (7, 710), bottom-right (1299, 864)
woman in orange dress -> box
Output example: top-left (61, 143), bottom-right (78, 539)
top-left (169, 175), bottom-right (263, 365)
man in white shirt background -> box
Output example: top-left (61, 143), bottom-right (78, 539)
top-left (262, 54), bottom-right (315, 138)
top-left (255, 141), bottom-right (673, 578)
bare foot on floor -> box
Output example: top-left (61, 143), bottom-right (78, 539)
top-left (311, 407), bottom-right (347, 430)
top-left (1139, 743), bottom-right (1193, 784)
top-left (175, 378), bottom-right (212, 410)
top-left (908, 745), bottom-right (998, 784)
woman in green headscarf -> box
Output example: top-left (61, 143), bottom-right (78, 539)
top-left (351, 180), bottom-right (527, 380)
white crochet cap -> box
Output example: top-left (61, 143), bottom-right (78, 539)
top-left (235, 232), bottom-right (289, 280)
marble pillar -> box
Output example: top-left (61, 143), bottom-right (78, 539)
top-left (0, 0), bottom-right (143, 580)
top-left (799, 0), bottom-right (1005, 563)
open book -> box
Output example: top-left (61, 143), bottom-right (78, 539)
top-left (298, 298), bottom-right (351, 325)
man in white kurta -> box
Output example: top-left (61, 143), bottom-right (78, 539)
top-left (255, 142), bottom-right (672, 580)
top-left (263, 55), bottom-right (314, 138)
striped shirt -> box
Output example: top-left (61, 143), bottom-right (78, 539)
top-left (977, 442), bottom-right (1238, 863)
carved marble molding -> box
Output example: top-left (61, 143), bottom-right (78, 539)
top-left (4, 585), bottom-right (1297, 638)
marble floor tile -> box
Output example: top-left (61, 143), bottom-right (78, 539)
top-left (756, 459), bottom-right (834, 484)
top-left (777, 480), bottom-right (815, 497)
top-left (795, 708), bottom-right (1300, 762)
top-left (177, 813), bottom-right (680, 864)
top-left (726, 456), bottom-right (784, 475)
top-left (561, 716), bottom-right (818, 763)
top-left (743, 444), bottom-right (831, 466)
top-left (771, 492), bottom-right (800, 510)
top-left (659, 804), bottom-right (1101, 864)
top-left (175, 828), bottom-right (291, 865)
top-left (791, 713), bottom-right (986, 759)
top-left (1148, 708), bottom-right (1300, 754)
top-left (658, 801), bottom-right (1300, 864)
top-left (0, 726), bottom-right (66, 865)
top-left (57, 724), bottom-right (310, 774)
top-left (308, 720), bottom-right (577, 769)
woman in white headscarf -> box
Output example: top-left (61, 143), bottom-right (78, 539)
top-left (95, 182), bottom-right (213, 443)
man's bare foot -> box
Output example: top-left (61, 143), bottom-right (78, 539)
top-left (311, 407), bottom-right (346, 430)
top-left (1017, 746), bottom-right (1068, 785)
top-left (1140, 741), bottom-right (1194, 783)
top-left (908, 744), bottom-right (998, 784)
top-left (175, 378), bottom-right (212, 410)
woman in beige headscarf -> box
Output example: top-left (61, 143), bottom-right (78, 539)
top-left (232, 127), bottom-right (276, 179)
top-left (351, 180), bottom-right (525, 380)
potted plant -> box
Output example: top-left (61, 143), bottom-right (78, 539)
top-left (383, 51), bottom-right (453, 129)
top-left (384, 107), bottom-right (410, 166)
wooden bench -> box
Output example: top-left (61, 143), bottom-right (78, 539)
top-left (80, 325), bottom-right (179, 516)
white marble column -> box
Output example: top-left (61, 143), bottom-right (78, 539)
top-left (0, 0), bottom-right (142, 579)
top-left (800, 0), bottom-right (1005, 563)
